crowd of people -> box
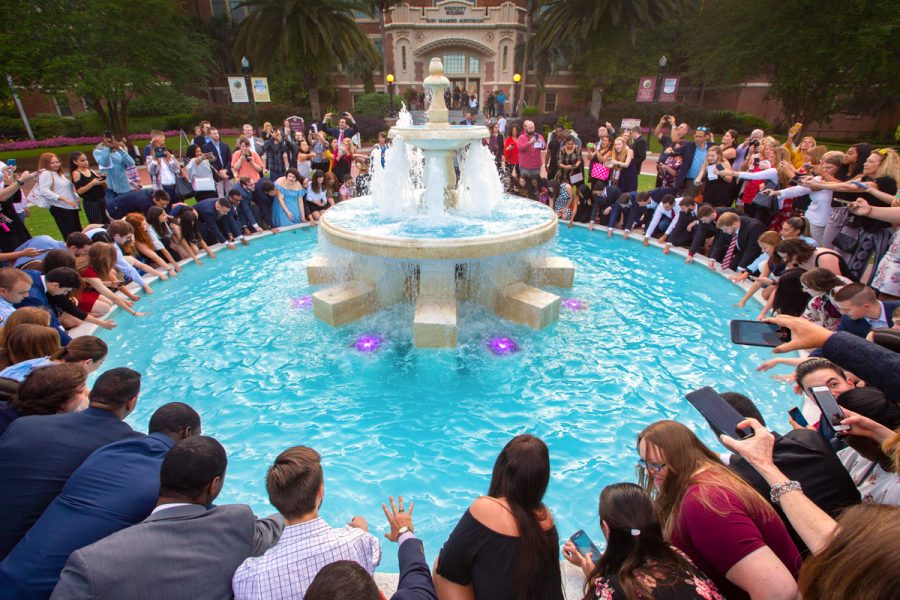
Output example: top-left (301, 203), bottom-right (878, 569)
top-left (0, 110), bottom-right (897, 599)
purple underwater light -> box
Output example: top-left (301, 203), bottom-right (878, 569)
top-left (487, 336), bottom-right (518, 356)
top-left (353, 335), bottom-right (384, 353)
top-left (291, 296), bottom-right (312, 309)
top-left (561, 298), bottom-right (586, 311)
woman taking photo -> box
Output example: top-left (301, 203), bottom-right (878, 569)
top-left (332, 139), bottom-right (355, 183)
top-left (184, 144), bottom-right (218, 201)
top-left (272, 168), bottom-right (306, 227)
top-left (146, 135), bottom-right (182, 200)
top-left (434, 434), bottom-right (563, 600)
top-left (563, 482), bottom-right (723, 600)
top-left (637, 420), bottom-right (801, 599)
top-left (295, 139), bottom-right (315, 180)
top-left (69, 152), bottom-right (109, 225)
top-left (34, 153), bottom-right (81, 239)
top-left (769, 151), bottom-right (845, 245)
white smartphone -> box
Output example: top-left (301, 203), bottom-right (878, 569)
top-left (809, 385), bottom-right (849, 432)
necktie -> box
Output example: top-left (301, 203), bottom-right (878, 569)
top-left (338, 131), bottom-right (344, 146)
top-left (215, 145), bottom-right (222, 165)
top-left (723, 233), bottom-right (738, 269)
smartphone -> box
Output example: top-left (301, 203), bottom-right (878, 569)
top-left (730, 320), bottom-right (791, 347)
top-left (153, 147), bottom-right (165, 158)
top-left (6, 159), bottom-right (16, 167)
top-left (570, 530), bottom-right (601, 563)
top-left (715, 163), bottom-right (725, 172)
top-left (808, 386), bottom-right (849, 431)
top-left (850, 180), bottom-right (868, 189)
top-left (788, 406), bottom-right (808, 427)
top-left (685, 386), bottom-right (753, 439)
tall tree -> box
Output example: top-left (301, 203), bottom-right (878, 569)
top-left (0, 0), bottom-right (210, 136)
top-left (368, 0), bottom-right (403, 92)
top-left (686, 0), bottom-right (899, 125)
top-left (532, 0), bottom-right (697, 117)
top-left (235, 0), bottom-right (379, 119)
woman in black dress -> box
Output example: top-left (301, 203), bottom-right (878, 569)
top-left (69, 152), bottom-right (109, 225)
top-left (434, 434), bottom-right (563, 600)
top-left (0, 165), bottom-right (32, 253)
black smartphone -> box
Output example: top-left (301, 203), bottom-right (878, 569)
top-left (570, 530), bottom-right (601, 563)
top-left (788, 406), bottom-right (808, 427)
top-left (730, 320), bottom-right (791, 348)
top-left (153, 147), bottom-right (165, 158)
top-left (685, 386), bottom-right (753, 439)
top-left (808, 386), bottom-right (849, 432)
top-left (715, 163), bottom-right (725, 172)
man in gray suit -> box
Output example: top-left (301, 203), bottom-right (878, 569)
top-left (51, 436), bottom-right (284, 600)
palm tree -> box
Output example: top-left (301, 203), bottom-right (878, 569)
top-left (234, 0), bottom-right (379, 119)
top-left (532, 0), bottom-right (697, 116)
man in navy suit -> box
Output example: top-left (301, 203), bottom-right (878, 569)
top-left (831, 283), bottom-right (899, 338)
top-left (674, 126), bottom-right (711, 195)
top-left (0, 368), bottom-right (144, 559)
top-left (203, 127), bottom-right (232, 198)
top-left (15, 267), bottom-right (80, 346)
top-left (304, 496), bottom-right (437, 599)
top-left (320, 112), bottom-right (358, 145)
top-left (0, 403), bottom-right (201, 599)
top-left (708, 211), bottom-right (767, 272)
top-left (195, 197), bottom-right (246, 249)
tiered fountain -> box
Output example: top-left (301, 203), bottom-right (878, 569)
top-left (307, 58), bottom-right (576, 347)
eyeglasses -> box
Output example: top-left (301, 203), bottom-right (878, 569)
top-left (637, 458), bottom-right (667, 472)
top-left (696, 127), bottom-right (709, 132)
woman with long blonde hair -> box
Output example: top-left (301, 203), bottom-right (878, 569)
top-left (609, 136), bottom-right (636, 193)
top-left (637, 420), bottom-right (801, 599)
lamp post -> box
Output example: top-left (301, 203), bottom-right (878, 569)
top-left (512, 73), bottom-right (521, 118)
top-left (241, 56), bottom-right (257, 134)
top-left (386, 73), bottom-right (395, 117)
top-left (653, 55), bottom-right (667, 131)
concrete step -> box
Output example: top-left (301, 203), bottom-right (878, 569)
top-left (496, 282), bottom-right (560, 329)
top-left (312, 280), bottom-right (377, 326)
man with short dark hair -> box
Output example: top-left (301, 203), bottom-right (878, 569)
top-left (0, 368), bottom-right (144, 558)
top-left (233, 446), bottom-right (380, 599)
top-left (684, 204), bottom-right (721, 263)
top-left (12, 232), bottom-right (92, 269)
top-left (831, 283), bottom-right (900, 338)
top-left (227, 177), bottom-right (266, 234)
top-left (195, 197), bottom-right (246, 250)
top-left (203, 127), bottom-right (232, 199)
top-left (320, 112), bottom-right (358, 146)
top-left (106, 188), bottom-right (154, 220)
top-left (0, 403), bottom-right (201, 597)
top-left (15, 266), bottom-right (81, 345)
top-left (51, 436), bottom-right (284, 599)
top-left (714, 391), bottom-right (860, 554)
top-left (675, 127), bottom-right (710, 196)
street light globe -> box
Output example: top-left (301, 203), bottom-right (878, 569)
top-left (386, 74), bottom-right (395, 84)
top-left (241, 56), bottom-right (250, 69)
top-left (513, 73), bottom-right (522, 83)
top-left (658, 55), bottom-right (667, 68)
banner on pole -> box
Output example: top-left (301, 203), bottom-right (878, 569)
top-left (228, 77), bottom-right (249, 103)
top-left (636, 76), bottom-right (656, 103)
top-left (620, 119), bottom-right (641, 132)
top-left (251, 77), bottom-right (271, 103)
top-left (659, 77), bottom-right (680, 103)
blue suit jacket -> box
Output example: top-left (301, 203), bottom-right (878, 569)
top-left (836, 301), bottom-right (900, 338)
top-left (823, 331), bottom-right (900, 405)
top-left (0, 408), bottom-right (142, 560)
top-left (15, 270), bottom-right (71, 346)
top-left (0, 433), bottom-right (172, 599)
top-left (392, 537), bottom-right (437, 600)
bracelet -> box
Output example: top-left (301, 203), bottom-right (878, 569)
top-left (770, 480), bottom-right (802, 504)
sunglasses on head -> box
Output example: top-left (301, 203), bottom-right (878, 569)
top-left (696, 127), bottom-right (709, 132)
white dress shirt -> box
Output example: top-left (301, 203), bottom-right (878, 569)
top-left (232, 517), bottom-right (381, 599)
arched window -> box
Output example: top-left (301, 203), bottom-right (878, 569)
top-left (502, 46), bottom-right (508, 71)
top-left (401, 46), bottom-right (408, 72)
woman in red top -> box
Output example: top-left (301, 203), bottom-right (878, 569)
top-left (637, 420), bottom-right (801, 600)
top-left (503, 125), bottom-right (520, 180)
top-left (78, 242), bottom-right (145, 318)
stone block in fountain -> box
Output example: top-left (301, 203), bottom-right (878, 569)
top-left (307, 57), bottom-right (576, 347)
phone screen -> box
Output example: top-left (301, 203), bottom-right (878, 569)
top-left (730, 320), bottom-right (791, 347)
top-left (809, 386), bottom-right (849, 431)
top-left (570, 530), bottom-right (601, 563)
top-left (685, 386), bottom-right (753, 439)
top-left (715, 163), bottom-right (725, 171)
top-left (788, 407), bottom-right (808, 428)
top-left (6, 159), bottom-right (16, 167)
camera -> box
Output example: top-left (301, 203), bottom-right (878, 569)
top-left (748, 139), bottom-right (760, 148)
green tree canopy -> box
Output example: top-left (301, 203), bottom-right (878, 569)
top-left (0, 0), bottom-right (211, 136)
top-left (686, 0), bottom-right (900, 124)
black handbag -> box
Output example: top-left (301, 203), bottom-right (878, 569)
top-left (174, 173), bottom-right (195, 199)
top-left (832, 227), bottom-right (859, 254)
top-left (751, 191), bottom-right (777, 212)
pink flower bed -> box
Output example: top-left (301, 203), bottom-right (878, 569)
top-left (0, 129), bottom-right (240, 153)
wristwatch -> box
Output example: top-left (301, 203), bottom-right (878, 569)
top-left (397, 525), bottom-right (412, 536)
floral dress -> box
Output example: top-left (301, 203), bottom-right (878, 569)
top-left (553, 184), bottom-right (571, 220)
top-left (803, 294), bottom-right (843, 331)
top-left (871, 228), bottom-right (900, 297)
top-left (594, 558), bottom-right (724, 600)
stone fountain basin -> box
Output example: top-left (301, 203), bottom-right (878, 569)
top-left (388, 125), bottom-right (490, 151)
top-left (319, 196), bottom-right (558, 261)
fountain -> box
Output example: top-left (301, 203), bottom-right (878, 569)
top-left (309, 58), bottom-right (576, 347)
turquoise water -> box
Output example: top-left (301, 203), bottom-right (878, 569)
top-left (98, 227), bottom-right (793, 571)
top-left (324, 195), bottom-right (553, 239)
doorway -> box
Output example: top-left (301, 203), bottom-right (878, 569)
top-left (449, 78), bottom-right (480, 110)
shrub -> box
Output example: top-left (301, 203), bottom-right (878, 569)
top-left (521, 105), bottom-right (540, 117)
top-left (353, 93), bottom-right (394, 118)
top-left (353, 115), bottom-right (388, 142)
top-left (130, 86), bottom-right (200, 117)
